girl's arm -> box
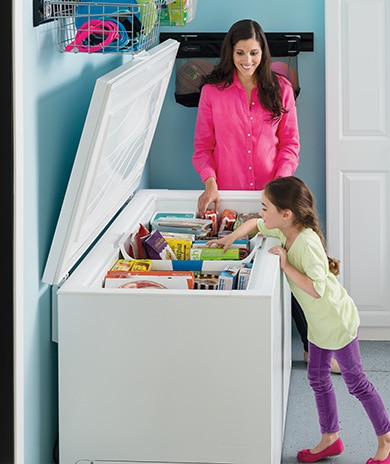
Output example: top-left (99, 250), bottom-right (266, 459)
top-left (206, 218), bottom-right (259, 252)
top-left (283, 262), bottom-right (320, 298)
top-left (268, 245), bottom-right (321, 298)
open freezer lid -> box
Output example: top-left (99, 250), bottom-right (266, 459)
top-left (42, 39), bottom-right (180, 285)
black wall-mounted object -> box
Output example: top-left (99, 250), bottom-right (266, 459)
top-left (160, 32), bottom-right (313, 108)
top-left (33, 0), bottom-right (48, 26)
top-left (160, 32), bottom-right (314, 57)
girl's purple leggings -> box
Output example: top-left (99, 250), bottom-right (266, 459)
top-left (307, 337), bottom-right (390, 436)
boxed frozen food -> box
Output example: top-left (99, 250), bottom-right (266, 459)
top-left (237, 262), bottom-right (253, 290)
top-left (119, 231), bottom-right (265, 272)
top-left (152, 216), bottom-right (213, 237)
top-left (150, 211), bottom-right (196, 228)
top-left (193, 274), bottom-right (219, 290)
top-left (110, 259), bottom-right (134, 272)
top-left (190, 248), bottom-right (240, 261)
top-left (193, 238), bottom-right (250, 259)
top-left (218, 265), bottom-right (241, 290)
top-left (141, 229), bottom-right (177, 260)
top-left (131, 260), bottom-right (153, 271)
top-left (161, 232), bottom-right (196, 241)
top-left (165, 237), bottom-right (192, 260)
top-left (104, 270), bottom-right (195, 289)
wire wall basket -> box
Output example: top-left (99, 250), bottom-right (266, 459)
top-left (44, 0), bottom-right (162, 54)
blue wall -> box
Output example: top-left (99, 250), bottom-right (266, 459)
top-left (19, 0), bottom-right (324, 462)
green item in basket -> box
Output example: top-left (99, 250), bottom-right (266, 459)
top-left (190, 248), bottom-right (240, 261)
top-left (160, 0), bottom-right (188, 26)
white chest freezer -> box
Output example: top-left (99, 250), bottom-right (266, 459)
top-left (43, 39), bottom-right (292, 464)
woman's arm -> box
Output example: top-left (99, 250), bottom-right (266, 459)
top-left (274, 78), bottom-right (300, 178)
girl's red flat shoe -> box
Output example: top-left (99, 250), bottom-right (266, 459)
top-left (366, 454), bottom-right (390, 464)
top-left (297, 437), bottom-right (344, 463)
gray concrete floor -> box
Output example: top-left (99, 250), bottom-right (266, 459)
top-left (281, 330), bottom-right (390, 464)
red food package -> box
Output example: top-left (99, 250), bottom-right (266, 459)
top-left (204, 209), bottom-right (218, 236)
top-left (128, 223), bottom-right (150, 259)
top-left (218, 209), bottom-right (238, 233)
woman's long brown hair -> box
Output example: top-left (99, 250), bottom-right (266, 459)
top-left (202, 19), bottom-right (287, 122)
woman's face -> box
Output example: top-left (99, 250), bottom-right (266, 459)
top-left (233, 38), bottom-right (262, 81)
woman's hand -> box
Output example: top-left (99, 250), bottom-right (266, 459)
top-left (198, 178), bottom-right (220, 217)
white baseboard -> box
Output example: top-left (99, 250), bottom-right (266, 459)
top-left (359, 327), bottom-right (390, 341)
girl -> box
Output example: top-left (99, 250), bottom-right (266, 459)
top-left (206, 176), bottom-right (390, 464)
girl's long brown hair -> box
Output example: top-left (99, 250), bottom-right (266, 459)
top-left (264, 176), bottom-right (340, 275)
top-left (202, 19), bottom-right (287, 122)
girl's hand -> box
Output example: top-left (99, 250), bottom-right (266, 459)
top-left (206, 235), bottom-right (234, 253)
top-left (269, 245), bottom-right (320, 298)
top-left (268, 245), bottom-right (288, 270)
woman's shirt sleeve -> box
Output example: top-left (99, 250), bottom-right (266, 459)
top-left (274, 77), bottom-right (300, 178)
top-left (192, 84), bottom-right (218, 183)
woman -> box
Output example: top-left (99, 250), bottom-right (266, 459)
top-left (192, 19), bottom-right (299, 216)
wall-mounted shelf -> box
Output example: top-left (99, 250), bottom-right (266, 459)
top-left (160, 32), bottom-right (314, 58)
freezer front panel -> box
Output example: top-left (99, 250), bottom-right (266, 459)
top-left (58, 267), bottom-right (289, 464)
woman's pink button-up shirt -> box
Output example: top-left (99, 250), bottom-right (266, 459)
top-left (193, 73), bottom-right (300, 191)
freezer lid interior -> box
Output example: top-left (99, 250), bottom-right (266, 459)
top-left (42, 39), bottom-right (180, 286)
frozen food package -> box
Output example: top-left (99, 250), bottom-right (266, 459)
top-left (218, 265), bottom-right (241, 290)
top-left (104, 270), bottom-right (195, 289)
top-left (234, 212), bottom-right (261, 238)
top-left (193, 274), bottom-right (219, 290)
top-left (218, 209), bottom-right (238, 233)
top-left (141, 229), bottom-right (178, 260)
top-left (204, 209), bottom-right (218, 236)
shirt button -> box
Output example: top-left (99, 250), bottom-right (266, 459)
top-left (248, 150), bottom-right (251, 154)
top-left (247, 133), bottom-right (251, 137)
top-left (250, 182), bottom-right (254, 186)
top-left (248, 166), bottom-right (252, 170)
top-left (250, 116), bottom-right (253, 120)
